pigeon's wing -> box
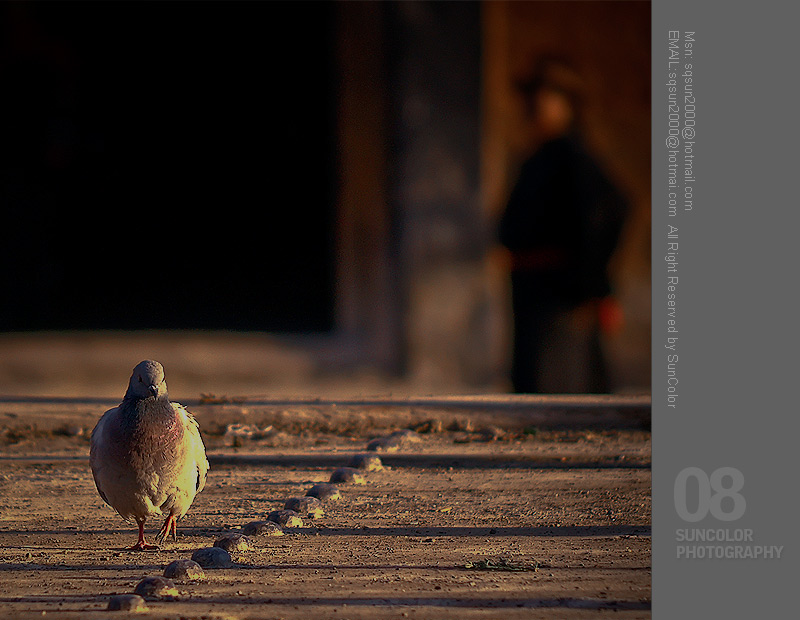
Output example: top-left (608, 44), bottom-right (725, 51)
top-left (173, 402), bottom-right (209, 497)
top-left (89, 405), bottom-right (129, 515)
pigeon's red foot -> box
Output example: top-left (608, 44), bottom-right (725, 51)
top-left (129, 520), bottom-right (159, 551)
top-left (155, 514), bottom-right (178, 544)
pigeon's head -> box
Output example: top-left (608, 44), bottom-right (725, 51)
top-left (127, 360), bottom-right (167, 400)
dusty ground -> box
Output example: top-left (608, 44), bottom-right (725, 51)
top-left (0, 404), bottom-right (650, 619)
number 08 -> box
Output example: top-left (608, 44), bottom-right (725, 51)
top-left (674, 467), bottom-right (746, 522)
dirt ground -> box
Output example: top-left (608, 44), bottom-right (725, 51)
top-left (0, 403), bottom-right (650, 619)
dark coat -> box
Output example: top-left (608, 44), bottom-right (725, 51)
top-left (499, 135), bottom-right (628, 305)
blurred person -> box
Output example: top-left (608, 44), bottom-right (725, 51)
top-left (498, 56), bottom-right (628, 393)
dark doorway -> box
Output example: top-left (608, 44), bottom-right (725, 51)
top-left (0, 1), bottom-right (337, 331)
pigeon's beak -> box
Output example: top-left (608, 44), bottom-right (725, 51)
top-left (149, 385), bottom-right (159, 397)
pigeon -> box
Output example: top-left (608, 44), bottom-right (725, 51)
top-left (90, 360), bottom-right (209, 550)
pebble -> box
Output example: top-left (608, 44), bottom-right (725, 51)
top-left (367, 429), bottom-right (421, 452)
top-left (330, 467), bottom-right (366, 485)
top-left (267, 509), bottom-right (304, 528)
top-left (453, 432), bottom-right (475, 444)
top-left (448, 418), bottom-right (474, 433)
top-left (413, 418), bottom-right (443, 434)
top-left (284, 496), bottom-right (325, 518)
top-left (389, 429), bottom-right (422, 441)
top-left (214, 533), bottom-right (255, 553)
top-left (224, 423), bottom-right (273, 440)
top-left (366, 436), bottom-right (401, 452)
top-left (306, 482), bottom-right (342, 501)
top-left (107, 594), bottom-right (148, 611)
top-left (191, 546), bottom-right (233, 568)
top-left (347, 453), bottom-right (384, 471)
top-left (241, 520), bottom-right (284, 537)
top-left (478, 426), bottom-right (505, 442)
top-left (163, 559), bottom-right (205, 581)
top-left (133, 576), bottom-right (178, 600)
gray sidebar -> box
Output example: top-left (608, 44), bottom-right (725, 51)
top-left (652, 1), bottom-right (800, 618)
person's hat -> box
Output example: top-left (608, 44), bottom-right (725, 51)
top-left (514, 55), bottom-right (585, 103)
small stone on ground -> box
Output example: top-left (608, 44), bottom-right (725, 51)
top-left (330, 467), bottom-right (366, 485)
top-left (366, 436), bottom-right (400, 452)
top-left (267, 509), bottom-right (303, 528)
top-left (214, 533), bottom-right (255, 553)
top-left (306, 483), bottom-right (342, 501)
top-left (163, 559), bottom-right (206, 581)
top-left (191, 546), bottom-right (233, 568)
top-left (284, 496), bottom-right (325, 518)
top-left (133, 576), bottom-right (178, 600)
top-left (347, 453), bottom-right (384, 471)
top-left (241, 520), bottom-right (284, 537)
top-left (107, 594), bottom-right (148, 611)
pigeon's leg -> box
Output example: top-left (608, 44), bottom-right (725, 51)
top-left (129, 519), bottom-right (158, 551)
top-left (155, 514), bottom-right (178, 544)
